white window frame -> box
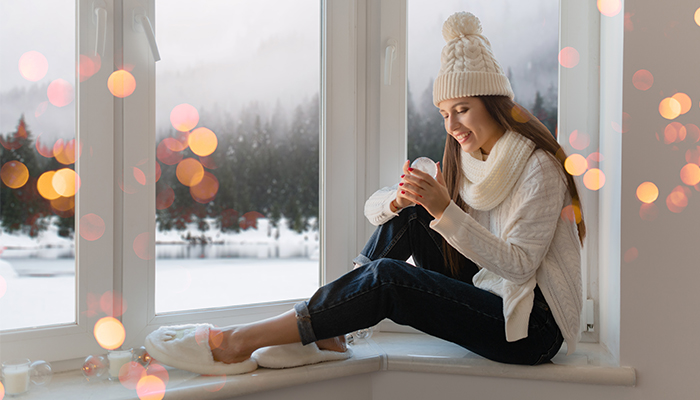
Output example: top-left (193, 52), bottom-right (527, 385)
top-left (371, 0), bottom-right (605, 343)
top-left (0, 0), bottom-right (117, 363)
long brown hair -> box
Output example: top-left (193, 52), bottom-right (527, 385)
top-left (440, 95), bottom-right (586, 277)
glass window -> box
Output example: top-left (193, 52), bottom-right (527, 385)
top-left (406, 0), bottom-right (559, 161)
top-left (153, 0), bottom-right (321, 314)
top-left (0, 0), bottom-right (76, 331)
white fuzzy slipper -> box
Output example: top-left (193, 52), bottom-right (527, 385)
top-left (144, 324), bottom-right (258, 375)
top-left (252, 342), bottom-right (353, 369)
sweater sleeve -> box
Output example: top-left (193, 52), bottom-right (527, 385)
top-left (430, 152), bottom-right (567, 285)
top-left (364, 184), bottom-right (402, 226)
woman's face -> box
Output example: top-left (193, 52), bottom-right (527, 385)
top-left (438, 97), bottom-right (505, 155)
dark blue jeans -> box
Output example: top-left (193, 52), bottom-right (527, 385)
top-left (295, 205), bottom-right (563, 365)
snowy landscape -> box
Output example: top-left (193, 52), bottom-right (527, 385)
top-left (0, 218), bottom-right (320, 331)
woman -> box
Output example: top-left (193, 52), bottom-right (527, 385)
top-left (148, 11), bottom-right (584, 371)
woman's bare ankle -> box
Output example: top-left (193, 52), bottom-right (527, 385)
top-left (316, 335), bottom-right (347, 352)
top-left (209, 327), bottom-right (253, 364)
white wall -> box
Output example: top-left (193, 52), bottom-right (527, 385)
top-left (230, 0), bottom-right (700, 398)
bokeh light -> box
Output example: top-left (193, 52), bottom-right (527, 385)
top-left (170, 103), bottom-right (200, 132)
top-left (37, 171), bottom-right (61, 200)
top-left (636, 182), bottom-right (659, 203)
top-left (583, 168), bottom-right (606, 190)
top-left (510, 105), bottom-right (530, 123)
top-left (47, 79), bottom-right (74, 107)
top-left (55, 138), bottom-right (80, 165)
top-left (51, 196), bottom-right (75, 212)
top-left (188, 127), bottom-right (218, 157)
top-left (568, 130), bottom-right (590, 150)
top-left (134, 167), bottom-right (147, 186)
top-left (0, 381), bottom-right (5, 399)
top-left (659, 97), bottom-right (681, 120)
top-left (136, 375), bottom-right (165, 400)
top-left (35, 101), bottom-right (48, 118)
top-left (145, 363), bottom-right (169, 386)
top-left (156, 186), bottom-right (174, 210)
top-left (78, 54), bottom-right (101, 82)
top-left (623, 247), bottom-right (638, 263)
top-left (666, 185), bottom-right (690, 213)
top-left (686, 146), bottom-right (700, 165)
top-left (597, 0), bottom-right (622, 17)
top-left (100, 290), bottom-right (127, 317)
top-left (176, 158), bottom-right (205, 187)
top-left (560, 204), bottom-right (582, 224)
top-left (680, 163), bottom-right (700, 186)
top-left (564, 154), bottom-right (588, 176)
top-left (156, 140), bottom-right (184, 165)
top-left (80, 213), bottom-right (106, 241)
top-left (119, 362), bottom-right (147, 390)
top-left (558, 46), bottom-right (580, 68)
top-left (199, 155), bottom-right (218, 170)
top-left (134, 232), bottom-right (155, 260)
top-left (52, 168), bottom-right (80, 197)
top-left (155, 162), bottom-right (162, 182)
top-left (664, 122), bottom-right (684, 144)
top-left (240, 211), bottom-right (265, 230)
top-left (586, 152), bottom-right (603, 169)
top-left (18, 51), bottom-right (48, 82)
top-left (1, 161), bottom-right (29, 189)
top-left (190, 171), bottom-right (219, 203)
top-left (203, 375), bottom-right (227, 392)
top-left (685, 124), bottom-right (700, 143)
top-left (162, 137), bottom-right (188, 152)
top-left (108, 70), bottom-right (136, 98)
top-left (35, 134), bottom-right (54, 158)
top-left (632, 69), bottom-right (653, 91)
top-left (672, 92), bottom-right (692, 115)
top-left (639, 203), bottom-right (658, 221)
top-left (94, 316), bottom-right (126, 350)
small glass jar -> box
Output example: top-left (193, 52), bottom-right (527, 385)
top-left (107, 348), bottom-right (133, 381)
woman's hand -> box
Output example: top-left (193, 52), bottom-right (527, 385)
top-left (393, 160), bottom-right (416, 210)
top-left (399, 161), bottom-right (451, 220)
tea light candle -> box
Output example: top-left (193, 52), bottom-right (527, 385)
top-left (107, 349), bottom-right (133, 380)
top-left (2, 362), bottom-right (30, 395)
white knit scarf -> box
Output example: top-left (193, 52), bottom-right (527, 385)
top-left (459, 130), bottom-right (535, 211)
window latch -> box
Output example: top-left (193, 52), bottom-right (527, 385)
top-left (92, 0), bottom-right (107, 57)
top-left (384, 39), bottom-right (397, 85)
top-left (133, 7), bottom-right (161, 62)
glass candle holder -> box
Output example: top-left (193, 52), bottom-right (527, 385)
top-left (107, 348), bottom-right (133, 381)
top-left (410, 157), bottom-right (438, 178)
top-left (2, 359), bottom-right (31, 396)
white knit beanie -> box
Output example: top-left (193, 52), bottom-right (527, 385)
top-left (433, 12), bottom-right (514, 106)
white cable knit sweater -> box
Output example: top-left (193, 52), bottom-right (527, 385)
top-left (364, 149), bottom-right (582, 355)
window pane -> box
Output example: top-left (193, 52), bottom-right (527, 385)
top-left (0, 1), bottom-right (76, 330)
top-left (154, 0), bottom-right (321, 313)
top-left (407, 0), bottom-right (559, 161)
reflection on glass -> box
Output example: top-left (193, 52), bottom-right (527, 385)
top-left (407, 0), bottom-right (559, 162)
top-left (0, 0), bottom-right (76, 331)
top-left (154, 1), bottom-right (321, 313)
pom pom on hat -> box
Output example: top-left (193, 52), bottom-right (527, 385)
top-left (433, 11), bottom-right (514, 105)
top-left (442, 11), bottom-right (482, 41)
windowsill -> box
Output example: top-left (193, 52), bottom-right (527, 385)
top-left (19, 332), bottom-right (635, 399)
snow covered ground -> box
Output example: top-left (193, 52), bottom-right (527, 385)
top-left (0, 218), bottom-right (320, 331)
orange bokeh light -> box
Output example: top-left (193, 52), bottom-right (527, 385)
top-left (632, 69), bottom-right (653, 91)
top-left (659, 97), bottom-right (681, 120)
top-left (583, 168), bottom-right (605, 191)
top-left (18, 51), bottom-right (48, 82)
top-left (51, 196), bottom-right (75, 212)
top-left (639, 203), bottom-right (658, 221)
top-left (37, 171), bottom-right (61, 200)
top-left (664, 122), bottom-right (684, 144)
top-left (52, 168), bottom-right (81, 197)
top-left (636, 182), bottom-right (659, 204)
top-left (162, 137), bottom-right (188, 152)
top-left (188, 127), bottom-right (218, 157)
top-left (170, 103), bottom-right (200, 132)
top-left (564, 154), bottom-right (588, 176)
top-left (133, 232), bottom-right (154, 260)
top-left (136, 375), bottom-right (166, 400)
top-left (94, 316), bottom-right (126, 350)
top-left (145, 363), bottom-right (170, 386)
top-left (623, 247), bottom-right (638, 263)
top-left (156, 186), bottom-right (175, 210)
top-left (510, 105), bottom-right (530, 123)
top-left (108, 70), bottom-right (136, 98)
top-left (119, 362), bottom-right (147, 390)
top-left (134, 167), bottom-right (147, 186)
top-left (597, 0), bottom-right (621, 17)
top-left (78, 54), bottom-right (102, 82)
top-left (666, 186), bottom-right (690, 213)
top-left (1, 161), bottom-right (29, 189)
top-left (558, 46), bottom-right (580, 68)
top-left (560, 204), bottom-right (582, 224)
top-left (568, 130), bottom-right (590, 150)
top-left (36, 134), bottom-right (54, 158)
top-left (80, 213), bottom-right (106, 241)
top-left (680, 163), bottom-right (700, 186)
top-left (685, 124), bottom-right (700, 143)
top-left (176, 158), bottom-right (205, 187)
top-left (0, 381), bottom-right (5, 399)
top-left (671, 93), bottom-right (692, 115)
top-left (47, 79), bottom-right (74, 107)
top-left (54, 138), bottom-right (80, 165)
top-left (156, 140), bottom-right (184, 165)
top-left (586, 152), bottom-right (603, 169)
top-left (695, 7), bottom-right (700, 26)
top-left (190, 171), bottom-right (220, 203)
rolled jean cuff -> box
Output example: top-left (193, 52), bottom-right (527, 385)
top-left (352, 254), bottom-right (372, 267)
top-left (294, 301), bottom-right (317, 345)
